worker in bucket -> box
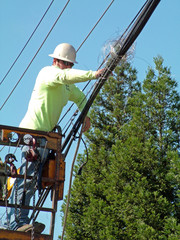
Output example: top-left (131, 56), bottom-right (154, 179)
top-left (1, 43), bottom-right (104, 233)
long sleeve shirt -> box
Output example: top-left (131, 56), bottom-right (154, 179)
top-left (19, 65), bottom-right (96, 131)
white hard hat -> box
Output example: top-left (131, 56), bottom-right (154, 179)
top-left (49, 43), bottom-right (77, 63)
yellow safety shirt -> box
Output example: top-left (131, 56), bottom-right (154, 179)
top-left (19, 66), bottom-right (96, 131)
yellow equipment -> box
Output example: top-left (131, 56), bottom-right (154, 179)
top-left (0, 124), bottom-right (65, 240)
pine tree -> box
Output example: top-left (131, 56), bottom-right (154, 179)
top-left (60, 56), bottom-right (180, 240)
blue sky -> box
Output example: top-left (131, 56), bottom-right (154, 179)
top-left (0, 0), bottom-right (180, 239)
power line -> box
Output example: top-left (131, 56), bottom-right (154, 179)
top-left (76, 0), bottom-right (115, 53)
top-left (0, 0), bottom-right (71, 111)
top-left (58, 0), bottom-right (115, 128)
top-left (61, 0), bottom-right (161, 154)
top-left (59, 0), bottom-right (148, 134)
top-left (59, 0), bottom-right (149, 128)
top-left (0, 0), bottom-right (114, 112)
top-left (0, 0), bottom-right (55, 86)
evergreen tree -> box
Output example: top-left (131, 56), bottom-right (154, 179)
top-left (60, 56), bottom-right (180, 240)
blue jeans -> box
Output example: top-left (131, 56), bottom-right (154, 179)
top-left (2, 145), bottom-right (48, 230)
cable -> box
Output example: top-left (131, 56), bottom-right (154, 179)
top-left (59, 0), bottom-right (147, 134)
top-left (0, 0), bottom-right (55, 86)
top-left (98, 0), bottom-right (149, 69)
top-left (61, 0), bottom-right (148, 131)
top-left (59, 0), bottom-right (148, 129)
top-left (1, 0), bottom-right (114, 113)
top-left (61, 0), bottom-right (161, 154)
top-left (58, 0), bottom-right (115, 126)
top-left (77, 137), bottom-right (89, 175)
top-left (76, 0), bottom-right (115, 53)
top-left (61, 126), bottom-right (83, 240)
top-left (0, 0), bottom-right (71, 111)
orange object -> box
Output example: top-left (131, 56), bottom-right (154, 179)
top-left (42, 159), bottom-right (56, 188)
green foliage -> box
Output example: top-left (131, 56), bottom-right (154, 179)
top-left (60, 57), bottom-right (180, 240)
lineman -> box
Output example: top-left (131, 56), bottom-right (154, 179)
top-left (1, 43), bottom-right (104, 233)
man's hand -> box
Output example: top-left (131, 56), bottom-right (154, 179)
top-left (82, 116), bottom-right (91, 132)
top-left (95, 68), bottom-right (105, 78)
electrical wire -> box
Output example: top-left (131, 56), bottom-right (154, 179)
top-left (98, 0), bottom-right (149, 69)
top-left (0, 0), bottom-right (71, 111)
top-left (59, 0), bottom-right (149, 130)
top-left (59, 0), bottom-right (148, 135)
top-left (77, 137), bottom-right (89, 175)
top-left (61, 1), bottom-right (161, 235)
top-left (61, 126), bottom-right (83, 240)
top-left (61, 0), bottom-right (161, 154)
top-left (76, 0), bottom-right (115, 53)
top-left (58, 0), bottom-right (115, 127)
top-left (0, 0), bottom-right (114, 113)
top-left (0, 0), bottom-right (55, 86)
